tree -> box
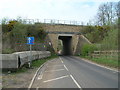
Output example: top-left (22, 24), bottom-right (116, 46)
top-left (115, 1), bottom-right (120, 19)
top-left (96, 2), bottom-right (118, 26)
top-left (97, 3), bottom-right (106, 25)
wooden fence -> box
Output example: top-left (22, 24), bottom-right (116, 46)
top-left (91, 50), bottom-right (119, 60)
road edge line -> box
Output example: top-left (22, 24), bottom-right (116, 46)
top-left (28, 60), bottom-right (52, 89)
top-left (28, 64), bottom-right (44, 89)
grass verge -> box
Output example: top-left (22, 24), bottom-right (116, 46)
top-left (80, 56), bottom-right (118, 68)
top-left (32, 54), bottom-right (58, 68)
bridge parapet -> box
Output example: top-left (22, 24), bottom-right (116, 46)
top-left (1, 19), bottom-right (83, 26)
top-left (1, 51), bottom-right (51, 70)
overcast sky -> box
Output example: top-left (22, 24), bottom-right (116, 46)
top-left (0, 0), bottom-right (119, 24)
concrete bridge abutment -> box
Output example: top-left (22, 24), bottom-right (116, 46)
top-left (45, 24), bottom-right (91, 55)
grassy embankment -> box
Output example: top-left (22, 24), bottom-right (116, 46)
top-left (2, 19), bottom-right (48, 54)
top-left (80, 25), bottom-right (118, 68)
top-left (80, 56), bottom-right (118, 68)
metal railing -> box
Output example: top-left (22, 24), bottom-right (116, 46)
top-left (0, 19), bottom-right (84, 26)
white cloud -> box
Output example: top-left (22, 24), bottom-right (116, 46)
top-left (0, 0), bottom-right (119, 23)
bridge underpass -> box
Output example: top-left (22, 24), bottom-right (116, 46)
top-left (58, 35), bottom-right (72, 55)
top-left (45, 24), bottom-right (91, 55)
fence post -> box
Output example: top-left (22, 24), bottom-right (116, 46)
top-left (58, 20), bottom-right (59, 24)
top-left (44, 19), bottom-right (46, 23)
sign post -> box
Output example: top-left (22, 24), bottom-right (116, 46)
top-left (27, 37), bottom-right (34, 68)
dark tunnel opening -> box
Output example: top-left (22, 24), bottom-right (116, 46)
top-left (58, 36), bottom-right (72, 56)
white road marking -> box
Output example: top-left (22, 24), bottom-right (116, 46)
top-left (47, 64), bottom-right (64, 67)
top-left (36, 87), bottom-right (39, 90)
top-left (70, 75), bottom-right (81, 88)
top-left (28, 60), bottom-right (52, 88)
top-left (28, 64), bottom-right (44, 88)
top-left (64, 65), bottom-right (69, 71)
top-left (45, 69), bottom-right (65, 72)
top-left (38, 73), bottom-right (43, 80)
top-left (43, 75), bottom-right (69, 83)
top-left (61, 60), bottom-right (63, 63)
top-left (80, 58), bottom-right (118, 72)
top-left (60, 57), bottom-right (64, 63)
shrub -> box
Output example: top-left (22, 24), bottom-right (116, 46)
top-left (2, 48), bottom-right (15, 54)
top-left (100, 29), bottom-right (118, 50)
top-left (9, 22), bottom-right (27, 43)
top-left (81, 44), bottom-right (97, 56)
top-left (7, 20), bottom-right (18, 31)
top-left (27, 24), bottom-right (47, 42)
top-left (2, 24), bottom-right (9, 33)
top-left (81, 26), bottom-right (96, 34)
top-left (82, 25), bottom-right (110, 43)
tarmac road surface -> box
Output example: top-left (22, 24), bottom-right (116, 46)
top-left (31, 56), bottom-right (119, 89)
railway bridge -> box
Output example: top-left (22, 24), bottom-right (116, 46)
top-left (3, 19), bottom-right (91, 55)
top-left (43, 24), bottom-right (91, 55)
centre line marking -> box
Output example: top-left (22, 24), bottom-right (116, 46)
top-left (64, 65), bottom-right (69, 71)
top-left (70, 75), bottom-right (82, 88)
top-left (45, 69), bottom-right (65, 72)
top-left (36, 87), bottom-right (39, 90)
top-left (59, 57), bottom-right (64, 63)
top-left (43, 75), bottom-right (69, 83)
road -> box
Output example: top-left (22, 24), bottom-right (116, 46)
top-left (31, 56), bottom-right (119, 89)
